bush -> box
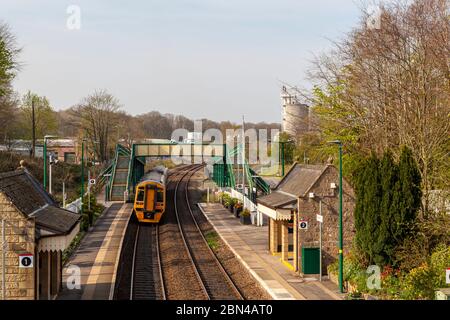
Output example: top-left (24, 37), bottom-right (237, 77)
top-left (399, 244), bottom-right (449, 300)
top-left (222, 193), bottom-right (231, 206)
top-left (401, 264), bottom-right (435, 299)
top-left (429, 244), bottom-right (450, 289)
top-left (241, 208), bottom-right (250, 217)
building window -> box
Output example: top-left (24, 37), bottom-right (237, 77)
top-left (64, 152), bottom-right (76, 163)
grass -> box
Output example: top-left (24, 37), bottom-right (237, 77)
top-left (205, 231), bottom-right (220, 251)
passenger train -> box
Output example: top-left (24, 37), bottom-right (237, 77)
top-left (133, 166), bottom-right (168, 223)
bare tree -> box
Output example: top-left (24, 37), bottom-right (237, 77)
top-left (310, 0), bottom-right (450, 213)
top-left (0, 22), bottom-right (21, 146)
top-left (71, 90), bottom-right (121, 162)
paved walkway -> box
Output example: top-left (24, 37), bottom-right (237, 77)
top-left (198, 203), bottom-right (344, 300)
top-left (57, 202), bottom-right (132, 300)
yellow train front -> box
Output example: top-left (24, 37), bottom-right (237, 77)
top-left (133, 166), bottom-right (168, 223)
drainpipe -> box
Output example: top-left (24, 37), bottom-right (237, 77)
top-left (2, 219), bottom-right (5, 300)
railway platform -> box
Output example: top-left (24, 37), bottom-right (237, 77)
top-left (198, 203), bottom-right (345, 300)
top-left (57, 202), bottom-right (133, 300)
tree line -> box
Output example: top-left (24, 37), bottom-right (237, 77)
top-left (0, 21), bottom-right (279, 163)
top-left (281, 0), bottom-right (448, 292)
top-left (286, 0), bottom-right (449, 212)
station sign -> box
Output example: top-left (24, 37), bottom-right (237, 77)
top-left (19, 254), bottom-right (33, 268)
top-left (299, 220), bottom-right (308, 230)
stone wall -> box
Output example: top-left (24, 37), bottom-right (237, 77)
top-left (297, 166), bottom-right (355, 274)
top-left (0, 193), bottom-right (35, 300)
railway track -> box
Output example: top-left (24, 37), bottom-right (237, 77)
top-left (130, 224), bottom-right (166, 300)
top-left (174, 165), bottom-right (244, 300)
top-left (116, 164), bottom-right (243, 300)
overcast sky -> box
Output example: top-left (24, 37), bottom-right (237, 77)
top-left (3, 0), bottom-right (361, 123)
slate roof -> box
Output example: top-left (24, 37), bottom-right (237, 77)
top-left (276, 163), bottom-right (328, 198)
top-left (0, 170), bottom-right (56, 215)
top-left (257, 163), bottom-right (329, 209)
top-left (0, 169), bottom-right (80, 236)
top-left (256, 191), bottom-right (296, 209)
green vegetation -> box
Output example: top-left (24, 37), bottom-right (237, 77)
top-left (335, 147), bottom-right (447, 299)
top-left (0, 151), bottom-right (83, 204)
top-left (62, 231), bottom-right (85, 265)
top-left (241, 208), bottom-right (250, 217)
top-left (205, 231), bottom-right (220, 251)
top-left (281, 0), bottom-right (449, 300)
top-left (354, 147), bottom-right (422, 266)
top-left (80, 192), bottom-right (105, 231)
top-left (329, 244), bottom-right (450, 300)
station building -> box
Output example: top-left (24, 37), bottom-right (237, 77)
top-left (257, 163), bottom-right (355, 275)
top-left (0, 168), bottom-right (80, 300)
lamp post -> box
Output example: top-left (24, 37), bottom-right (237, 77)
top-left (81, 138), bottom-right (86, 215)
top-left (43, 135), bottom-right (57, 191)
top-left (328, 140), bottom-right (344, 293)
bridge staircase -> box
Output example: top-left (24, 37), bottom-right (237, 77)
top-left (109, 144), bottom-right (132, 201)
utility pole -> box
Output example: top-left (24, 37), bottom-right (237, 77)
top-left (43, 135), bottom-right (57, 191)
top-left (327, 140), bottom-right (344, 293)
top-left (338, 142), bottom-right (343, 293)
top-left (241, 115), bottom-right (246, 209)
top-left (31, 97), bottom-right (36, 158)
top-left (319, 200), bottom-right (323, 282)
top-left (88, 170), bottom-right (91, 212)
top-left (62, 181), bottom-right (66, 208)
top-left (49, 155), bottom-right (52, 194)
top-left (81, 138), bottom-right (85, 216)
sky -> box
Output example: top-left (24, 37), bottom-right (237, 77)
top-left (2, 0), bottom-right (362, 123)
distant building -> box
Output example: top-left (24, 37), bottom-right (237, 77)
top-left (0, 138), bottom-right (79, 164)
top-left (281, 86), bottom-right (310, 139)
top-left (184, 132), bottom-right (202, 144)
top-left (0, 169), bottom-right (80, 300)
top-left (46, 138), bottom-right (78, 164)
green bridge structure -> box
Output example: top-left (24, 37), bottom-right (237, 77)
top-left (100, 142), bottom-right (286, 202)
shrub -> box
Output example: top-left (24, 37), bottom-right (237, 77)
top-left (222, 194), bottom-right (232, 206)
top-left (241, 208), bottom-right (250, 217)
top-left (401, 263), bottom-right (435, 299)
top-left (429, 243), bottom-right (450, 289)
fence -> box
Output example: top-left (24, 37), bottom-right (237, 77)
top-left (64, 197), bottom-right (82, 213)
top-left (222, 188), bottom-right (264, 226)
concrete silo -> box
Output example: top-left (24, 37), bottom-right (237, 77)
top-left (281, 86), bottom-right (309, 139)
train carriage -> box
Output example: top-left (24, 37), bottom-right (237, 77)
top-left (133, 166), bottom-right (168, 223)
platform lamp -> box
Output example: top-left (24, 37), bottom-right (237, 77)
top-left (327, 139), bottom-right (344, 293)
top-left (80, 138), bottom-right (87, 215)
top-left (43, 135), bottom-right (58, 191)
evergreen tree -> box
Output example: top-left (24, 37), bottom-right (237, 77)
top-left (355, 153), bottom-right (382, 264)
top-left (376, 151), bottom-right (399, 265)
top-left (393, 147), bottom-right (422, 244)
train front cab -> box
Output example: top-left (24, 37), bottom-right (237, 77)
top-left (134, 182), bottom-right (165, 223)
